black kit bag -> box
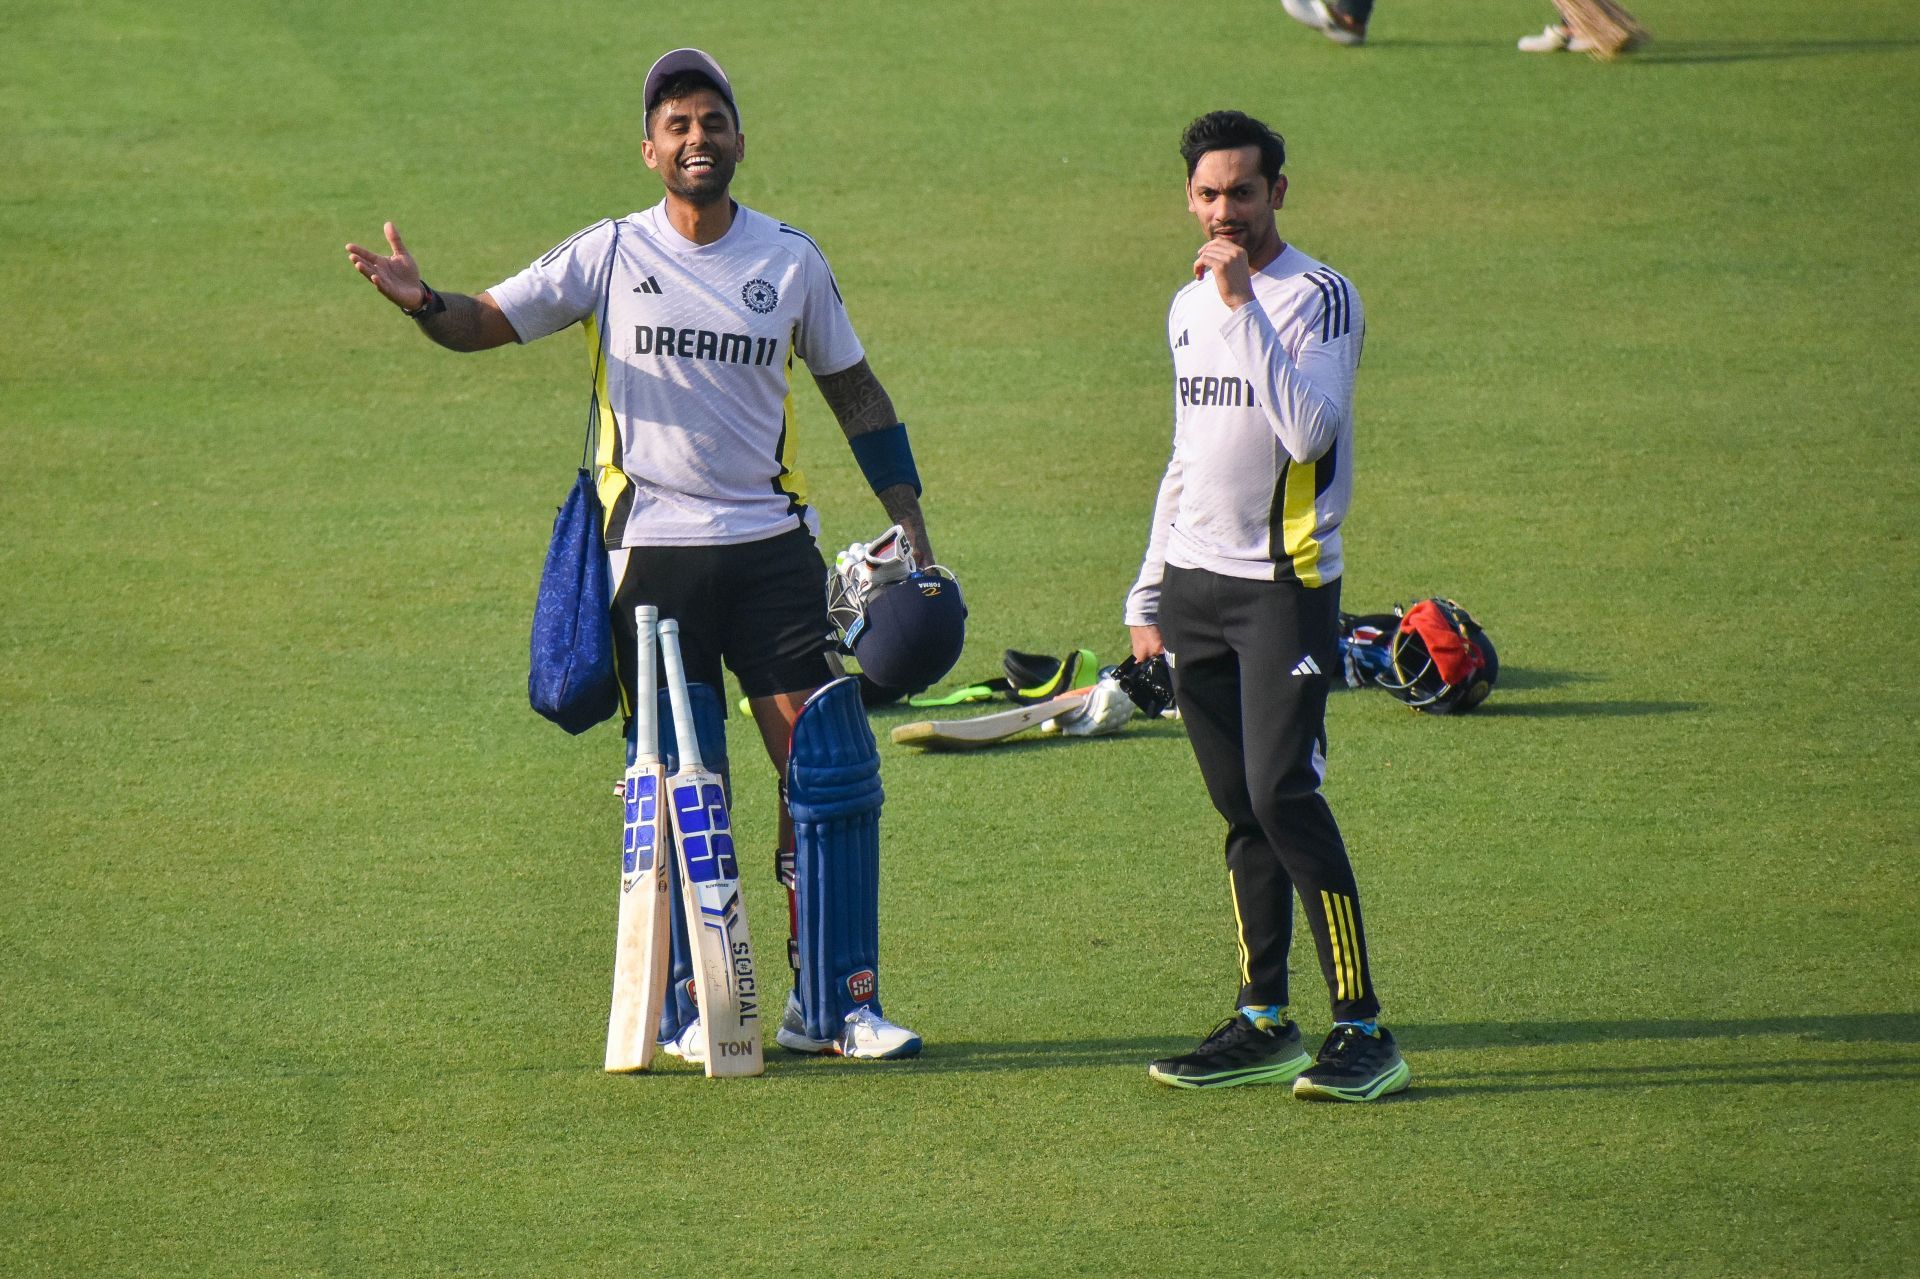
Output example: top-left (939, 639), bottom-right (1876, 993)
top-left (528, 228), bottom-right (622, 734)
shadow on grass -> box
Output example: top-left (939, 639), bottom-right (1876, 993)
top-left (1400, 1012), bottom-right (1920, 1048)
top-left (1416, 1055), bottom-right (1920, 1096)
top-left (1463, 665), bottom-right (1703, 716)
top-left (769, 1013), bottom-right (1920, 1087)
top-left (1473, 698), bottom-right (1698, 718)
top-left (1395, 1013), bottom-right (1920, 1097)
top-left (769, 1035), bottom-right (1176, 1076)
top-left (1372, 37), bottom-right (1920, 65)
top-left (1631, 38), bottom-right (1920, 66)
top-left (1485, 667), bottom-right (1590, 692)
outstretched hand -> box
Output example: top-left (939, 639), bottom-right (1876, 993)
top-left (345, 221), bottom-right (429, 312)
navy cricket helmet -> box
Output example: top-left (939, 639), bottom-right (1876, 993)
top-left (847, 569), bottom-right (967, 696)
top-left (827, 526), bottom-right (967, 699)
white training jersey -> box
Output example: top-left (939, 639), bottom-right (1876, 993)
top-left (488, 201), bottom-right (865, 547)
top-left (1124, 243), bottom-right (1364, 626)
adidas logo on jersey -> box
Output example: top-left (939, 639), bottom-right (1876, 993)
top-left (1175, 329), bottom-right (1190, 348)
top-left (1290, 655), bottom-right (1322, 677)
top-left (633, 276), bottom-right (664, 295)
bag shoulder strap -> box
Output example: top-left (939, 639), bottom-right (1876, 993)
top-left (581, 222), bottom-right (623, 470)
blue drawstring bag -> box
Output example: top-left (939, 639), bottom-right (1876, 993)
top-left (527, 226), bottom-right (622, 734)
top-left (528, 467), bottom-right (618, 733)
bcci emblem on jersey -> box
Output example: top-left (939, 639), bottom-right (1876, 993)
top-left (741, 278), bottom-right (778, 313)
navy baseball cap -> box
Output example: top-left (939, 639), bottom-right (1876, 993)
top-left (643, 48), bottom-right (736, 120)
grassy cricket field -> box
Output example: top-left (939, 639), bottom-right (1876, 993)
top-left (3, 0), bottom-right (1916, 1274)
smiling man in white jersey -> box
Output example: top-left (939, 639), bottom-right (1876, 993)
top-left (1126, 111), bottom-right (1409, 1100)
top-left (346, 49), bottom-right (930, 1061)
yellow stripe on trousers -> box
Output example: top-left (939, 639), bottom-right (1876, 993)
top-left (1320, 890), bottom-right (1364, 1000)
top-left (1230, 869), bottom-right (1251, 986)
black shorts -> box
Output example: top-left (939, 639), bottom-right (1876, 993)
top-left (610, 526), bottom-right (837, 701)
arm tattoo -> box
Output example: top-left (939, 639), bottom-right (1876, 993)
top-left (814, 359), bottom-right (899, 436)
top-left (877, 483), bottom-right (933, 567)
top-left (419, 293), bottom-right (497, 353)
top-left (816, 361), bottom-right (933, 561)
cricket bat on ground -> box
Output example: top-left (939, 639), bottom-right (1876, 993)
top-left (889, 687), bottom-right (1093, 749)
top-left (657, 618), bottom-right (764, 1077)
top-left (605, 605), bottom-right (672, 1072)
top-left (1553, 0), bottom-right (1647, 58)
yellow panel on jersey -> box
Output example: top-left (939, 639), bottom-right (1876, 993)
top-left (606, 548), bottom-right (635, 722)
top-left (773, 343), bottom-right (810, 514)
top-left (583, 316), bottom-right (630, 537)
top-left (1279, 457), bottom-right (1325, 588)
top-left (1319, 889), bottom-right (1365, 1001)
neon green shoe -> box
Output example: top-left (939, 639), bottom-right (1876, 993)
top-left (1148, 1014), bottom-right (1313, 1090)
top-left (1292, 1024), bottom-right (1411, 1102)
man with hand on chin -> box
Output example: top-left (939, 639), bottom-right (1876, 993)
top-left (1125, 110), bottom-right (1408, 1101)
top-left (346, 49), bottom-right (935, 1063)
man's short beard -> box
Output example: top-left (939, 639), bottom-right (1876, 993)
top-left (666, 162), bottom-right (734, 206)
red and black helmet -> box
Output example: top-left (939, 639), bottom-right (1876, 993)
top-left (1376, 598), bottom-right (1498, 714)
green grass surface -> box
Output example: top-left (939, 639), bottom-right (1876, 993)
top-left (4, 1), bottom-right (1917, 1274)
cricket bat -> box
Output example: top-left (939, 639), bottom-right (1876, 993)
top-left (1552, 0), bottom-right (1647, 59)
top-left (657, 618), bottom-right (764, 1077)
top-left (890, 687), bottom-right (1093, 750)
top-left (604, 605), bottom-right (672, 1073)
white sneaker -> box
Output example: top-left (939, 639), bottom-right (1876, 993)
top-left (1279, 0), bottom-right (1323, 29)
top-left (658, 1019), bottom-right (705, 1065)
top-left (775, 991), bottom-right (834, 1055)
top-left (838, 1005), bottom-right (924, 1060)
top-left (1517, 23), bottom-right (1570, 51)
top-left (776, 993), bottom-right (922, 1058)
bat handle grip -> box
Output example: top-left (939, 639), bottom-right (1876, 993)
top-left (656, 618), bottom-right (705, 773)
top-left (632, 605), bottom-right (660, 759)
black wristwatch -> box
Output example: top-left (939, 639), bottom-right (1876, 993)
top-left (402, 282), bottom-right (446, 320)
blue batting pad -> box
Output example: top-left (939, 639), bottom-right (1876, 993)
top-left (627, 682), bottom-right (729, 1046)
top-left (786, 676), bottom-right (885, 1040)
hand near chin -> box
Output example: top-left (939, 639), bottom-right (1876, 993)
top-left (1193, 238), bottom-right (1254, 310)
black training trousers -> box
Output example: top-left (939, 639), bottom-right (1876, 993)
top-left (1158, 566), bottom-right (1381, 1023)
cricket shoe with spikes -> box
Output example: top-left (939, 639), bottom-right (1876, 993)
top-left (776, 992), bottom-right (923, 1059)
top-left (1292, 1023), bottom-right (1411, 1101)
top-left (1148, 1013), bottom-right (1313, 1089)
top-left (658, 1019), bottom-right (705, 1066)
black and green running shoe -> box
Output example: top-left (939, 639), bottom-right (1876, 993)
top-left (1291, 1023), bottom-right (1411, 1102)
top-left (1147, 1014), bottom-right (1313, 1090)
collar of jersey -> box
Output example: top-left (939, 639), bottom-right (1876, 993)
top-left (649, 198), bottom-right (746, 253)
